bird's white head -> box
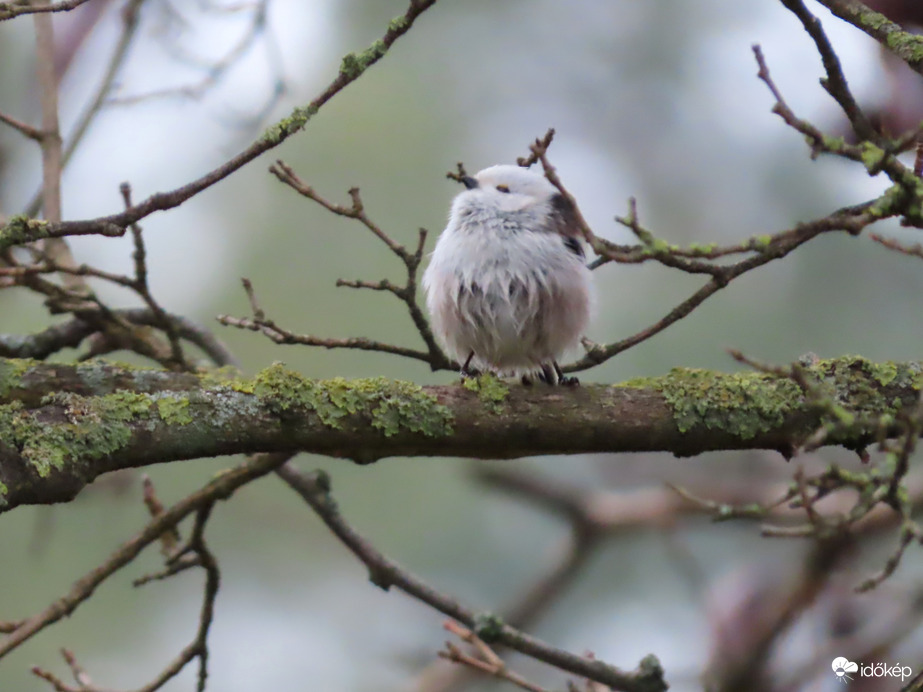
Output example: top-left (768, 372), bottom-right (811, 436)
top-left (457, 164), bottom-right (558, 213)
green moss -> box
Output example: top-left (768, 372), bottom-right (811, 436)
top-left (462, 374), bottom-right (509, 413)
top-left (0, 390), bottom-right (154, 478)
top-left (868, 361), bottom-right (898, 387)
top-left (339, 52), bottom-right (362, 79)
top-left (0, 215), bottom-right (49, 250)
top-left (869, 184), bottom-right (903, 218)
top-left (473, 612), bottom-right (505, 643)
top-left (0, 358), bottom-right (37, 398)
top-left (859, 9), bottom-right (890, 31)
top-left (650, 356), bottom-right (918, 442)
top-left (822, 135), bottom-right (846, 152)
top-left (819, 356), bottom-right (901, 416)
top-left (649, 237), bottom-right (671, 253)
top-left (656, 367), bottom-right (802, 438)
top-left (340, 40), bottom-right (388, 79)
top-left (235, 363), bottom-right (452, 437)
top-left (687, 242), bottom-right (717, 254)
top-left (753, 234), bottom-right (773, 250)
top-left (638, 654), bottom-right (664, 678)
top-left (156, 395), bottom-right (193, 425)
top-left (260, 104), bottom-right (319, 145)
top-left (859, 141), bottom-right (886, 173)
top-left (388, 15), bottom-right (408, 32)
top-left (886, 30), bottom-right (923, 63)
top-left (96, 391), bottom-right (153, 420)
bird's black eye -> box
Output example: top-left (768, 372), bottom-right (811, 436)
top-left (496, 184), bottom-right (511, 193)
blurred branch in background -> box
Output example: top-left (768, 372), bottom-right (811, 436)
top-left (0, 0), bottom-right (93, 21)
top-left (276, 463), bottom-right (667, 692)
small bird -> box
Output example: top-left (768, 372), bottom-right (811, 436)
top-left (422, 164), bottom-right (594, 385)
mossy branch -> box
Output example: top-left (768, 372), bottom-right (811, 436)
top-left (814, 0), bottom-right (923, 75)
top-left (1, 355), bottom-right (920, 512)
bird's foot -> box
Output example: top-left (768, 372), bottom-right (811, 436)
top-left (534, 362), bottom-right (580, 386)
top-left (460, 366), bottom-right (481, 381)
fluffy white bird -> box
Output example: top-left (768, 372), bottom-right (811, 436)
top-left (422, 164), bottom-right (593, 385)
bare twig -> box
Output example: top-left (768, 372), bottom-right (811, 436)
top-left (120, 181), bottom-right (187, 367)
top-left (0, 452), bottom-right (289, 661)
top-left (24, 0), bottom-right (146, 219)
top-left (267, 160), bottom-right (450, 369)
top-left (0, 109), bottom-right (43, 140)
top-left (438, 621), bottom-right (554, 692)
top-left (223, 164), bottom-right (456, 374)
top-left (779, 0), bottom-right (878, 142)
top-left (33, 0), bottom-right (84, 292)
top-left (0, 0), bottom-right (92, 20)
top-left (106, 0), bottom-right (282, 123)
top-left (2, 0), bottom-right (442, 249)
top-left (217, 279), bottom-right (440, 365)
top-left (275, 463), bottom-right (667, 692)
top-left (0, 307), bottom-right (237, 366)
top-left (870, 233), bottom-right (923, 260)
top-left (32, 504), bottom-right (222, 692)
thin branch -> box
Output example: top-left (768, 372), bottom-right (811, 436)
top-left (870, 233), bottom-right (923, 260)
top-left (107, 0), bottom-right (280, 118)
top-left (275, 463), bottom-right (667, 692)
top-left (0, 0), bottom-right (92, 20)
top-left (120, 181), bottom-right (187, 367)
top-left (0, 307), bottom-right (237, 366)
top-left (24, 0), bottom-right (146, 218)
top-left (813, 0), bottom-right (923, 76)
top-left (0, 452), bottom-right (289, 660)
top-left (3, 0), bottom-right (442, 248)
top-left (779, 0), bottom-right (877, 142)
top-left (0, 109), bottom-right (43, 140)
top-left (218, 312), bottom-right (441, 363)
top-left (438, 621), bottom-right (554, 692)
top-left (267, 160), bottom-right (450, 369)
top-left (218, 274), bottom-right (451, 369)
top-left (33, 0), bottom-right (83, 288)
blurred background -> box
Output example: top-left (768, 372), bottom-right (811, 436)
top-left (1, 1), bottom-right (923, 690)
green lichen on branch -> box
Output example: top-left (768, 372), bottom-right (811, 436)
top-left (156, 395), bottom-right (194, 425)
top-left (462, 373), bottom-right (509, 413)
top-left (236, 362), bottom-right (452, 437)
top-left (473, 612), bottom-right (505, 643)
top-left (387, 13), bottom-right (409, 33)
top-left (654, 368), bottom-right (802, 438)
top-left (648, 356), bottom-right (922, 441)
top-left (0, 390), bottom-right (154, 478)
top-left (259, 104), bottom-right (319, 145)
top-left (859, 141), bottom-right (886, 173)
top-left (0, 214), bottom-right (49, 251)
top-left (339, 40), bottom-right (388, 79)
top-left (885, 28), bottom-right (923, 64)
top-left (0, 358), bottom-right (38, 399)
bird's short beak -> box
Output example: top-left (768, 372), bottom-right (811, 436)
top-left (461, 176), bottom-right (479, 190)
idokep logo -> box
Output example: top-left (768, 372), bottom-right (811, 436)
top-left (831, 657), bottom-right (913, 684)
top-left (832, 658), bottom-right (858, 683)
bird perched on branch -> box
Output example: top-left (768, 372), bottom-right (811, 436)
top-left (423, 164), bottom-right (593, 385)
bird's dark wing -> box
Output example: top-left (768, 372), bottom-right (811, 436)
top-left (548, 193), bottom-right (585, 258)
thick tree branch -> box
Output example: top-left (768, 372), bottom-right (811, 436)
top-left (1, 355), bottom-right (920, 512)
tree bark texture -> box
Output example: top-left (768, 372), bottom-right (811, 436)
top-left (0, 355), bottom-right (918, 511)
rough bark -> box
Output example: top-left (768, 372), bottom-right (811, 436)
top-left (0, 355), bottom-right (918, 512)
